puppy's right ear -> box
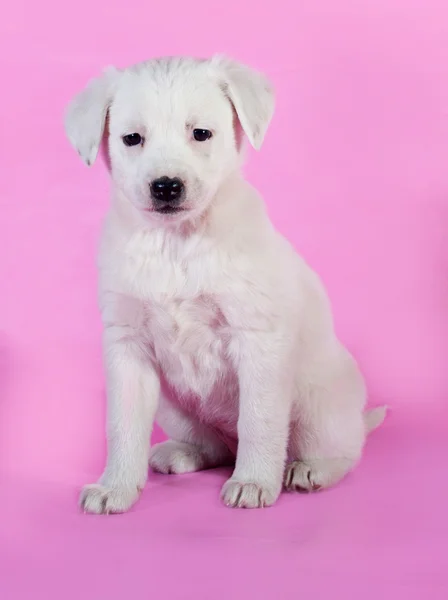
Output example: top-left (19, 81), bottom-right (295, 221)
top-left (64, 67), bottom-right (119, 166)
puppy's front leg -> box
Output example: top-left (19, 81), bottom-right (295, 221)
top-left (221, 332), bottom-right (291, 508)
top-left (81, 328), bottom-right (159, 514)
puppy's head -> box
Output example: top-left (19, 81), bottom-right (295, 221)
top-left (65, 56), bottom-right (274, 223)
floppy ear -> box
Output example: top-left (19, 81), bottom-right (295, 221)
top-left (64, 67), bottom-right (119, 166)
top-left (213, 57), bottom-right (275, 150)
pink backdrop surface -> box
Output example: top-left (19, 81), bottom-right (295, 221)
top-left (1, 1), bottom-right (447, 598)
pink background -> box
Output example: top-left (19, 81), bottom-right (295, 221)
top-left (1, 1), bottom-right (447, 598)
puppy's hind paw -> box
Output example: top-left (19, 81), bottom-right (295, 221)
top-left (149, 441), bottom-right (208, 474)
top-left (284, 458), bottom-right (353, 492)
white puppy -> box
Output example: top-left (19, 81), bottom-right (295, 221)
top-left (65, 56), bottom-right (385, 513)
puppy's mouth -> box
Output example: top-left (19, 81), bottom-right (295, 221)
top-left (142, 205), bottom-right (187, 216)
top-left (154, 206), bottom-right (185, 215)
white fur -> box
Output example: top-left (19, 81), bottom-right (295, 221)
top-left (66, 56), bottom-right (385, 513)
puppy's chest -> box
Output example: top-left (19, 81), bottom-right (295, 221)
top-left (108, 236), bottom-right (236, 399)
top-left (147, 292), bottom-right (229, 398)
top-left (124, 251), bottom-right (231, 398)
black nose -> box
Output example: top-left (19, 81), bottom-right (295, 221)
top-left (150, 176), bottom-right (185, 205)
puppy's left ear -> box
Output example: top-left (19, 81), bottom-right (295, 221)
top-left (213, 57), bottom-right (275, 150)
top-left (64, 66), bottom-right (119, 166)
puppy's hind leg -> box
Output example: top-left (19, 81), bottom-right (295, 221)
top-left (285, 362), bottom-right (369, 492)
top-left (149, 396), bottom-right (234, 475)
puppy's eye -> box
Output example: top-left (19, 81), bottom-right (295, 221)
top-left (123, 133), bottom-right (143, 147)
top-left (193, 129), bottom-right (212, 142)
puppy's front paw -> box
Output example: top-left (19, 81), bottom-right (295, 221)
top-left (221, 479), bottom-right (280, 509)
top-left (80, 483), bottom-right (140, 514)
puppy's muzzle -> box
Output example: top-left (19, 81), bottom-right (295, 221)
top-left (150, 176), bottom-right (185, 214)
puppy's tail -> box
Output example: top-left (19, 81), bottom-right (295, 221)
top-left (364, 405), bottom-right (388, 434)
